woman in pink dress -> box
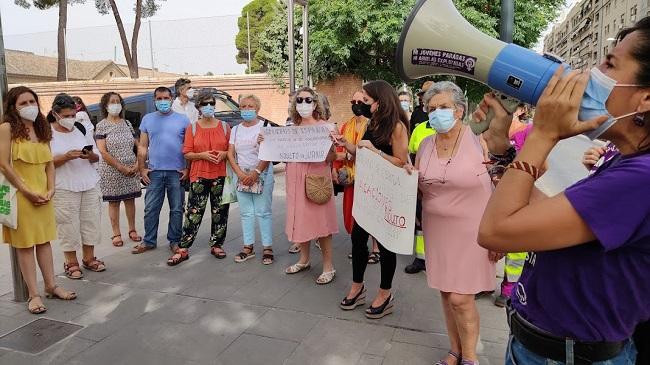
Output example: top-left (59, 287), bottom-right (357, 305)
top-left (412, 82), bottom-right (500, 365)
top-left (281, 87), bottom-right (338, 284)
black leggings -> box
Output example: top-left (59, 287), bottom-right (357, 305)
top-left (351, 222), bottom-right (396, 290)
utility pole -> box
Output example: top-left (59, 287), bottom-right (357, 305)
top-left (287, 0), bottom-right (295, 92)
top-left (149, 20), bottom-right (155, 78)
top-left (0, 8), bottom-right (29, 303)
top-left (287, 0), bottom-right (309, 92)
top-left (64, 28), bottom-right (69, 81)
top-left (247, 11), bottom-right (252, 74)
top-left (301, 1), bottom-right (309, 87)
top-left (500, 0), bottom-right (514, 43)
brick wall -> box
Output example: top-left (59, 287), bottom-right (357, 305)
top-left (11, 74), bottom-right (362, 126)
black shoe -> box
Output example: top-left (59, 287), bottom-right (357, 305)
top-left (365, 294), bottom-right (394, 319)
top-left (340, 285), bottom-right (366, 310)
top-left (404, 258), bottom-right (426, 274)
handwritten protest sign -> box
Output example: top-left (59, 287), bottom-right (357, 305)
top-left (258, 125), bottom-right (333, 163)
top-left (352, 148), bottom-right (418, 255)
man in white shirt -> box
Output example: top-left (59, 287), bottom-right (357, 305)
top-left (172, 78), bottom-right (199, 124)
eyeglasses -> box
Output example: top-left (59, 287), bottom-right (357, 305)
top-left (296, 97), bottom-right (314, 104)
top-left (350, 100), bottom-right (364, 105)
top-left (199, 101), bottom-right (216, 107)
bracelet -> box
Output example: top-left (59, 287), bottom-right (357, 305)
top-left (488, 146), bottom-right (517, 167)
top-left (507, 161), bottom-right (541, 180)
top-left (254, 168), bottom-right (262, 175)
top-left (379, 151), bottom-right (385, 158)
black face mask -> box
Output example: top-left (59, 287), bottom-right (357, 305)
top-left (359, 103), bottom-right (373, 119)
top-left (351, 104), bottom-right (364, 117)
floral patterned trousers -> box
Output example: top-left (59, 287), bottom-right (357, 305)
top-left (180, 177), bottom-right (230, 249)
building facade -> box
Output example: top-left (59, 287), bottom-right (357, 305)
top-left (543, 0), bottom-right (649, 69)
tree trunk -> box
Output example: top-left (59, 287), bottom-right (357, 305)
top-left (56, 0), bottom-right (68, 81)
top-left (130, 0), bottom-right (143, 79)
top-left (107, 0), bottom-right (136, 79)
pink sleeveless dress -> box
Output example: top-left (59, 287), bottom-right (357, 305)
top-left (416, 127), bottom-right (495, 294)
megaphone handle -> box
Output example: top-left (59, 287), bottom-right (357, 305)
top-left (470, 92), bottom-right (521, 135)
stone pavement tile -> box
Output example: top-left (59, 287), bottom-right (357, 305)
top-left (479, 326), bottom-right (510, 345)
top-left (142, 294), bottom-right (219, 324)
top-left (392, 328), bottom-right (451, 349)
top-left (284, 318), bottom-right (395, 365)
top-left (0, 335), bottom-right (96, 365)
top-left (357, 354), bottom-right (384, 365)
top-left (51, 280), bottom-right (130, 307)
top-left (382, 341), bottom-right (446, 365)
top-left (0, 298), bottom-right (26, 317)
top-left (215, 333), bottom-right (298, 365)
top-left (228, 264), bottom-right (307, 307)
top-left (0, 313), bottom-right (34, 337)
top-left (72, 288), bottom-right (169, 342)
top-left (246, 308), bottom-right (320, 342)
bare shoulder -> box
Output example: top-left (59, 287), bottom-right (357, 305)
top-left (393, 121), bottom-right (407, 136)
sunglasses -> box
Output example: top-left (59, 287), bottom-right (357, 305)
top-left (199, 101), bottom-right (216, 107)
top-left (296, 97), bottom-right (314, 104)
top-left (350, 100), bottom-right (364, 105)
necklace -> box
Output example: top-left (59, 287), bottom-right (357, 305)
top-left (422, 125), bottom-right (463, 185)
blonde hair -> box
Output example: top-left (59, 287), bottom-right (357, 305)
top-left (289, 86), bottom-right (326, 124)
top-left (239, 93), bottom-right (262, 111)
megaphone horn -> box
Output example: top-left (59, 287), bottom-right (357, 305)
top-left (397, 0), bottom-right (565, 132)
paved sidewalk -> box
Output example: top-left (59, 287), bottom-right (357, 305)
top-left (0, 137), bottom-right (594, 365)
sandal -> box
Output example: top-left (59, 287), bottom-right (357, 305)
top-left (288, 243), bottom-right (301, 254)
top-left (111, 234), bottom-right (124, 247)
top-left (234, 245), bottom-right (255, 263)
top-left (316, 270), bottom-right (336, 285)
top-left (82, 257), bottom-right (106, 272)
top-left (211, 246), bottom-right (227, 259)
top-left (435, 350), bottom-right (462, 365)
top-left (27, 295), bottom-right (46, 314)
top-left (262, 247), bottom-right (274, 265)
top-left (45, 285), bottom-right (77, 301)
top-left (131, 243), bottom-right (155, 254)
top-left (285, 262), bottom-right (311, 274)
top-left (63, 262), bottom-right (84, 280)
top-left (167, 248), bottom-right (189, 266)
top-left (128, 230), bottom-right (142, 242)
top-left (368, 251), bottom-right (380, 265)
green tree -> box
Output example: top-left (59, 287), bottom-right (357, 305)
top-left (236, 0), bottom-right (279, 73)
top-left (14, 0), bottom-right (86, 81)
top-left (95, 0), bottom-right (165, 79)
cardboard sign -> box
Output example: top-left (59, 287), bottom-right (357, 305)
top-left (258, 125), bottom-right (333, 162)
top-left (352, 148), bottom-right (418, 254)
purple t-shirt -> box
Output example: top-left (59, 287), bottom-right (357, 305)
top-left (512, 152), bottom-right (650, 342)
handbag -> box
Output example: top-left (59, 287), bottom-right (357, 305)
top-left (0, 144), bottom-right (18, 229)
top-left (236, 169), bottom-right (264, 194)
top-left (221, 163), bottom-right (238, 205)
top-left (305, 163), bottom-right (333, 205)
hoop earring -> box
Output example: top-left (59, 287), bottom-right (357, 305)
top-left (633, 113), bottom-right (646, 127)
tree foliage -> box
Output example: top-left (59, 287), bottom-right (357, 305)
top-left (258, 0), bottom-right (564, 102)
top-left (235, 0), bottom-right (278, 73)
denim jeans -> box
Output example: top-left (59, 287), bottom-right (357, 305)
top-left (143, 170), bottom-right (183, 248)
top-left (506, 336), bottom-right (637, 365)
top-left (234, 167), bottom-right (274, 246)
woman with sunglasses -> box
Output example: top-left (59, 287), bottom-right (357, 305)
top-left (338, 80), bottom-right (409, 319)
top-left (167, 91), bottom-right (231, 265)
top-left (281, 87), bottom-right (338, 285)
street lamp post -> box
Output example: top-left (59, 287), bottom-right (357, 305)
top-left (500, 0), bottom-right (514, 43)
top-left (287, 0), bottom-right (309, 93)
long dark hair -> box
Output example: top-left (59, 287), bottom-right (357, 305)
top-left (617, 16), bottom-right (650, 151)
top-left (2, 86), bottom-right (51, 142)
top-left (72, 96), bottom-right (88, 113)
top-left (363, 80), bottom-right (410, 146)
top-left (100, 92), bottom-right (126, 119)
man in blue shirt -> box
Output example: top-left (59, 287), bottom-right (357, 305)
top-left (133, 86), bottom-right (190, 254)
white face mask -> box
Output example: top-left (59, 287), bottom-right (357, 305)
top-left (296, 103), bottom-right (314, 118)
top-left (18, 105), bottom-right (39, 122)
top-left (58, 115), bottom-right (76, 131)
top-left (107, 103), bottom-right (122, 116)
top-left (186, 88), bottom-right (195, 99)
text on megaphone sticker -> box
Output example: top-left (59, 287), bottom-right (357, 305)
top-left (411, 48), bottom-right (477, 75)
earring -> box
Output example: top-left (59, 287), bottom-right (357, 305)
top-left (633, 113), bottom-right (646, 127)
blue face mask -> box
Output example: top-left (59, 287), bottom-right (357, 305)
top-left (579, 67), bottom-right (640, 140)
top-left (428, 108), bottom-right (457, 133)
top-left (400, 101), bottom-right (411, 112)
top-left (155, 100), bottom-right (172, 114)
top-left (241, 110), bottom-right (257, 121)
top-left (200, 105), bottom-right (215, 118)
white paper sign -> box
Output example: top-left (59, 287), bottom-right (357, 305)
top-left (352, 148), bottom-right (418, 255)
top-left (258, 125), bottom-right (333, 162)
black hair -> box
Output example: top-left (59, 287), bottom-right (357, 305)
top-left (616, 17), bottom-right (650, 86)
top-left (47, 93), bottom-right (76, 123)
top-left (153, 86), bottom-right (173, 99)
top-left (174, 78), bottom-right (191, 97)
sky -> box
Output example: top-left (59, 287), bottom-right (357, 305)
top-left (0, 0), bottom-right (251, 75)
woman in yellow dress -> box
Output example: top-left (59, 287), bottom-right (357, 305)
top-left (0, 86), bottom-right (76, 314)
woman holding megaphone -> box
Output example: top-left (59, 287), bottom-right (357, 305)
top-left (476, 18), bottom-right (650, 365)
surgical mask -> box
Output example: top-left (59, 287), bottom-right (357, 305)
top-left (241, 110), bottom-right (257, 121)
top-left (186, 88), bottom-right (195, 99)
top-left (296, 103), bottom-right (314, 118)
top-left (400, 101), bottom-right (411, 112)
top-left (352, 104), bottom-right (364, 117)
top-left (107, 103), bottom-right (122, 116)
top-left (428, 109), bottom-right (457, 133)
top-left (156, 100), bottom-right (172, 113)
top-left (57, 114), bottom-right (77, 131)
top-left (200, 105), bottom-right (215, 118)
top-left (579, 67), bottom-right (641, 140)
top-left (359, 103), bottom-right (373, 119)
top-left (18, 105), bottom-right (39, 122)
